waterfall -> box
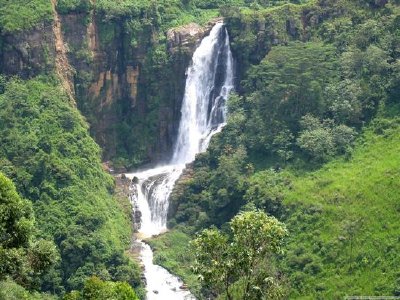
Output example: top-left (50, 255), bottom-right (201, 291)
top-left (126, 22), bottom-right (234, 300)
top-left (172, 22), bottom-right (234, 164)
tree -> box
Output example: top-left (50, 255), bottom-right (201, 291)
top-left (0, 172), bottom-right (58, 287)
top-left (272, 129), bottom-right (294, 166)
top-left (192, 210), bottom-right (288, 299)
top-left (325, 79), bottom-right (362, 125)
top-left (296, 115), bottom-right (357, 162)
top-left (0, 173), bottom-right (33, 250)
top-left (64, 276), bottom-right (139, 300)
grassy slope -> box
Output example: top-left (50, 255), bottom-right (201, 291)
top-left (150, 119), bottom-right (400, 299)
top-left (283, 119), bottom-right (400, 298)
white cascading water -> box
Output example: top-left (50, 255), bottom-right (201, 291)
top-left (126, 22), bottom-right (234, 300)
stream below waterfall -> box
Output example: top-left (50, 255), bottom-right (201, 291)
top-left (126, 21), bottom-right (234, 300)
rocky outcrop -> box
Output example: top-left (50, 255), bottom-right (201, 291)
top-left (126, 176), bottom-right (142, 233)
top-left (167, 23), bottom-right (206, 53)
top-left (0, 1), bottom-right (73, 101)
top-left (59, 10), bottom-right (142, 159)
top-left (167, 18), bottom-right (223, 54)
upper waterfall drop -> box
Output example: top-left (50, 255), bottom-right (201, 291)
top-left (172, 22), bottom-right (234, 165)
top-left (127, 22), bottom-right (234, 300)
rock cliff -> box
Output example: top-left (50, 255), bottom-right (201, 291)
top-left (0, 5), bottom-right (219, 168)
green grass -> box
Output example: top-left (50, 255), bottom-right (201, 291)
top-left (147, 229), bottom-right (202, 297)
top-left (0, 0), bottom-right (53, 33)
top-left (282, 118), bottom-right (400, 298)
top-left (149, 118), bottom-right (400, 299)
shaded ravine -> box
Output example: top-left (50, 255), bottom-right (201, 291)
top-left (126, 22), bottom-right (234, 299)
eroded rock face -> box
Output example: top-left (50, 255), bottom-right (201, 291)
top-left (167, 23), bottom-right (206, 53)
top-left (60, 11), bottom-right (142, 159)
top-left (167, 18), bottom-right (224, 54)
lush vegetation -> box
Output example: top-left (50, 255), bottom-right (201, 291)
top-left (0, 77), bottom-right (143, 298)
top-left (192, 210), bottom-right (288, 300)
top-left (281, 118), bottom-right (400, 298)
top-left (0, 171), bottom-right (58, 291)
top-left (1, 0), bottom-right (400, 299)
top-left (150, 0), bottom-right (400, 299)
top-left (0, 0), bottom-right (53, 33)
top-left (0, 279), bottom-right (57, 300)
top-left (64, 276), bottom-right (139, 300)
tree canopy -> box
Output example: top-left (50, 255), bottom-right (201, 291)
top-left (192, 210), bottom-right (288, 299)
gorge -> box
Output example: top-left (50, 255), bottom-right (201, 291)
top-left (0, 1), bottom-right (399, 299)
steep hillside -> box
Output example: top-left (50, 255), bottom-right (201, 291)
top-left (0, 77), bottom-right (142, 297)
top-left (282, 118), bottom-right (400, 298)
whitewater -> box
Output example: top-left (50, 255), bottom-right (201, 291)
top-left (126, 22), bottom-right (234, 300)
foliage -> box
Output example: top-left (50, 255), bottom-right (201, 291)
top-left (0, 172), bottom-right (33, 250)
top-left (0, 77), bottom-right (142, 294)
top-left (146, 229), bottom-right (202, 296)
top-left (0, 172), bottom-right (58, 289)
top-left (192, 210), bottom-right (288, 300)
top-left (244, 169), bottom-right (290, 216)
top-left (282, 119), bottom-right (400, 298)
top-left (64, 276), bottom-right (139, 300)
top-left (0, 278), bottom-right (57, 300)
top-left (296, 115), bottom-right (357, 162)
top-left (0, 0), bottom-right (53, 33)
top-left (57, 0), bottom-right (92, 14)
top-left (241, 42), bottom-right (339, 160)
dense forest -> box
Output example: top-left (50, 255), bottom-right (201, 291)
top-left (0, 0), bottom-right (399, 299)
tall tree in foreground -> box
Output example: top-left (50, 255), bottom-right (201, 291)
top-left (191, 210), bottom-right (288, 300)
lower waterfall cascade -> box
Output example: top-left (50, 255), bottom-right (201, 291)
top-left (126, 22), bottom-right (234, 299)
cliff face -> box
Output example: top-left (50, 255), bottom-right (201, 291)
top-left (0, 23), bottom-right (55, 78)
top-left (0, 6), bottom-right (215, 167)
